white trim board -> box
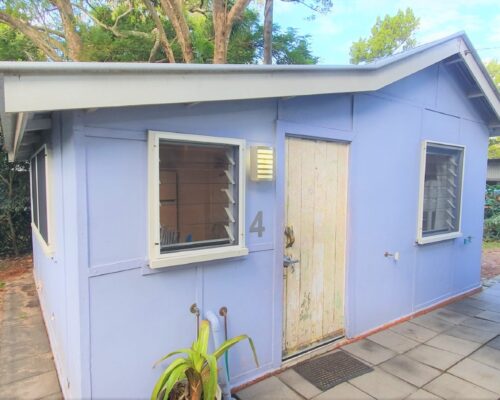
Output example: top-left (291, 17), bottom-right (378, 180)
top-left (1, 32), bottom-right (498, 161)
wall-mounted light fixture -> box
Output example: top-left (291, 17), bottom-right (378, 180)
top-left (250, 146), bottom-right (274, 181)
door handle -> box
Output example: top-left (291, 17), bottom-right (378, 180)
top-left (283, 255), bottom-right (299, 268)
top-left (284, 226), bottom-right (295, 248)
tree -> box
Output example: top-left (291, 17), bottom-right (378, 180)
top-left (349, 8), bottom-right (419, 64)
top-left (489, 137), bottom-right (500, 159)
top-left (263, 0), bottom-right (332, 64)
top-left (0, 141), bottom-right (31, 257)
top-left (0, 0), bottom-right (254, 64)
top-left (486, 59), bottom-right (500, 89)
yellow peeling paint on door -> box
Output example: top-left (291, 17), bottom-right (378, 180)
top-left (283, 137), bottom-right (348, 357)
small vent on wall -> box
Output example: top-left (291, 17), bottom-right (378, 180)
top-left (250, 146), bottom-right (274, 181)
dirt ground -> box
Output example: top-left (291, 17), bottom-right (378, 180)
top-left (0, 255), bottom-right (33, 319)
top-left (481, 247), bottom-right (500, 279)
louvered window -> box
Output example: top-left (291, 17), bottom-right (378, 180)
top-left (148, 132), bottom-right (248, 268)
top-left (30, 146), bottom-right (50, 246)
top-left (418, 142), bottom-right (464, 244)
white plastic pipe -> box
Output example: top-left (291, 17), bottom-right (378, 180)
top-left (205, 310), bottom-right (231, 400)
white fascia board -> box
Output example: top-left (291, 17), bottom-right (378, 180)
top-left (461, 43), bottom-right (500, 119)
top-left (0, 37), bottom-right (464, 114)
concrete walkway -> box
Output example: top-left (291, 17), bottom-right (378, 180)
top-left (0, 270), bottom-right (62, 399)
top-left (238, 278), bottom-right (500, 400)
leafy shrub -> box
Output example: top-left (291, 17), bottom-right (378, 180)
top-left (484, 184), bottom-right (500, 241)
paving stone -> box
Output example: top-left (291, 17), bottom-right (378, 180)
top-left (0, 351), bottom-right (55, 386)
top-left (380, 355), bottom-right (441, 387)
top-left (237, 376), bottom-right (303, 400)
top-left (473, 292), bottom-right (500, 303)
top-left (486, 335), bottom-right (500, 350)
top-left (349, 368), bottom-right (416, 399)
top-left (367, 330), bottom-right (419, 353)
top-left (390, 322), bottom-right (438, 343)
top-left (0, 370), bottom-right (61, 399)
top-left (405, 344), bottom-right (464, 371)
top-left (342, 339), bottom-right (397, 365)
top-left (427, 309), bottom-right (469, 325)
top-left (0, 321), bottom-right (50, 347)
top-left (444, 301), bottom-right (483, 317)
top-left (469, 346), bottom-right (500, 370)
top-left (405, 389), bottom-right (443, 400)
top-left (410, 314), bottom-right (455, 333)
top-left (476, 310), bottom-right (500, 323)
top-left (278, 368), bottom-right (322, 399)
top-left (426, 334), bottom-right (481, 356)
top-left (449, 358), bottom-right (500, 394)
top-left (424, 373), bottom-right (498, 400)
top-left (459, 317), bottom-right (500, 333)
top-left (312, 382), bottom-right (374, 400)
top-left (460, 297), bottom-right (499, 312)
top-left (445, 325), bottom-right (498, 344)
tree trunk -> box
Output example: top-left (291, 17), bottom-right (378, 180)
top-left (51, 0), bottom-right (83, 61)
top-left (212, 0), bottom-right (228, 64)
top-left (160, 0), bottom-right (194, 63)
top-left (143, 0), bottom-right (176, 63)
top-left (263, 0), bottom-right (273, 64)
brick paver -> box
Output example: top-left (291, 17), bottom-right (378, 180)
top-left (238, 277), bottom-right (500, 400)
top-left (0, 271), bottom-right (62, 400)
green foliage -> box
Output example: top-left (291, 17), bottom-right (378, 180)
top-left (350, 8), bottom-right (420, 64)
top-left (486, 59), bottom-right (500, 89)
top-left (488, 137), bottom-right (500, 159)
top-left (0, 145), bottom-right (31, 257)
top-left (484, 185), bottom-right (500, 241)
top-left (152, 320), bottom-right (258, 400)
top-left (0, 24), bottom-right (44, 61)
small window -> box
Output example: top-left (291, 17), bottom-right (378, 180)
top-left (148, 132), bottom-right (248, 268)
top-left (417, 141), bottom-right (465, 244)
top-left (30, 146), bottom-right (50, 246)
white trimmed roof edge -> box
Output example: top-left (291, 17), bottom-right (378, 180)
top-left (1, 31), bottom-right (499, 160)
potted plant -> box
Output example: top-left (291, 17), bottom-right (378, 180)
top-left (152, 320), bottom-right (258, 400)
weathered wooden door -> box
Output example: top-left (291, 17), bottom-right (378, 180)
top-left (283, 137), bottom-right (348, 357)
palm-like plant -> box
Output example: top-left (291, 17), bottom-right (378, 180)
top-left (152, 320), bottom-right (258, 400)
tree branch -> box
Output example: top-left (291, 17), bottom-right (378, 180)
top-left (143, 0), bottom-right (176, 63)
top-left (0, 12), bottom-right (64, 61)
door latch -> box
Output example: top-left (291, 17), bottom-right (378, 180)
top-left (283, 255), bottom-right (299, 268)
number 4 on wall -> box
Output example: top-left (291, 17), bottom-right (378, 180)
top-left (249, 211), bottom-right (265, 237)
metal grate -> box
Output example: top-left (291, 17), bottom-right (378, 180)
top-left (293, 351), bottom-right (373, 391)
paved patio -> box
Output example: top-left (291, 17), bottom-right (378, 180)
top-left (238, 278), bottom-right (500, 400)
top-left (0, 270), bottom-right (62, 399)
top-left (1, 270), bottom-right (500, 400)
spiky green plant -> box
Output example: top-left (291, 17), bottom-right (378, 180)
top-left (152, 320), bottom-right (258, 400)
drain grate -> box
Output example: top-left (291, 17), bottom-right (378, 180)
top-left (293, 351), bottom-right (373, 391)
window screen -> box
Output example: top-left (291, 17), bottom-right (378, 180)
top-left (158, 140), bottom-right (239, 253)
top-left (422, 143), bottom-right (464, 237)
top-left (30, 147), bottom-right (49, 245)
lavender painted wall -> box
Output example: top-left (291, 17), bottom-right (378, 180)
top-left (31, 60), bottom-right (489, 398)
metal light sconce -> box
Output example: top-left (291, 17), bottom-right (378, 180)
top-left (250, 146), bottom-right (274, 181)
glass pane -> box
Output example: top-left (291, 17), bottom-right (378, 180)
top-left (158, 140), bottom-right (238, 253)
top-left (36, 150), bottom-right (49, 244)
top-left (422, 144), bottom-right (463, 237)
top-left (30, 157), bottom-right (38, 227)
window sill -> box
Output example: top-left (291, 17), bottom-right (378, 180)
top-left (31, 223), bottom-right (54, 258)
top-left (149, 245), bottom-right (249, 269)
top-left (417, 231), bottom-right (462, 245)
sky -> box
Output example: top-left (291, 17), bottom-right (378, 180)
top-left (271, 0), bottom-right (500, 65)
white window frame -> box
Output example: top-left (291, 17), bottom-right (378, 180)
top-left (29, 144), bottom-right (54, 256)
top-left (148, 131), bottom-right (248, 269)
top-left (416, 140), bottom-right (465, 245)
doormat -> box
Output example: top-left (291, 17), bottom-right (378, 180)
top-left (293, 351), bottom-right (373, 391)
